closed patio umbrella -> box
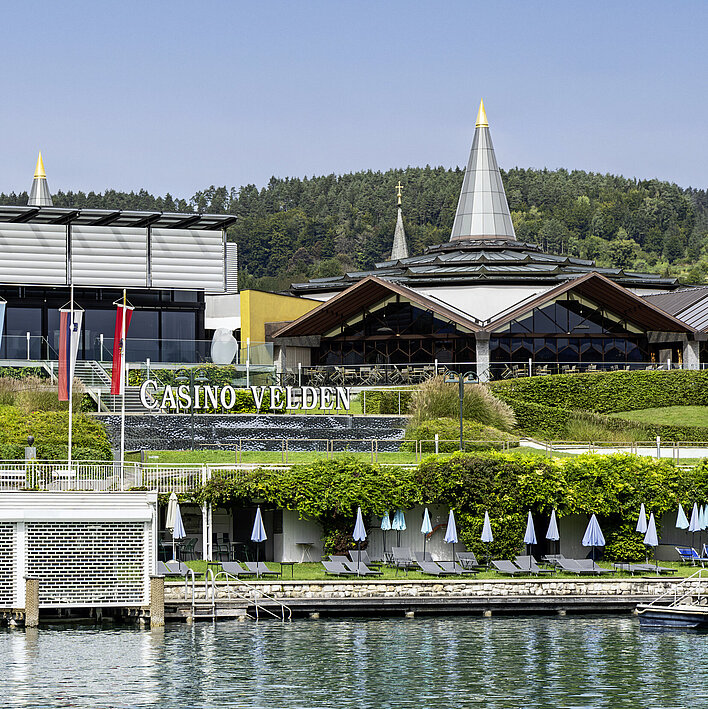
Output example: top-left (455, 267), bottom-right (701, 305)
top-left (689, 503), bottom-right (701, 550)
top-left (546, 509), bottom-right (560, 556)
top-left (353, 506), bottom-right (367, 572)
top-left (392, 509), bottom-right (406, 548)
top-left (251, 507), bottom-right (267, 578)
top-left (380, 511), bottom-right (391, 558)
top-left (636, 503), bottom-right (648, 534)
top-left (581, 514), bottom-right (606, 561)
top-left (644, 512), bottom-right (659, 571)
top-left (481, 510), bottom-right (494, 567)
top-left (444, 509), bottom-right (458, 563)
top-left (523, 511), bottom-right (537, 561)
top-left (676, 504), bottom-right (689, 530)
top-left (166, 492), bottom-right (185, 561)
top-left (421, 508), bottom-right (433, 562)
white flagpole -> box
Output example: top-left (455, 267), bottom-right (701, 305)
top-left (120, 289), bottom-right (127, 488)
top-left (68, 283), bottom-right (74, 473)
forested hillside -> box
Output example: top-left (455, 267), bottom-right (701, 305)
top-left (2, 167), bottom-right (707, 290)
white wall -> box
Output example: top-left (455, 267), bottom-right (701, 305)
top-left (275, 509), bottom-right (323, 562)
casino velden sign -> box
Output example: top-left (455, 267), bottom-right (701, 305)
top-left (139, 380), bottom-right (353, 412)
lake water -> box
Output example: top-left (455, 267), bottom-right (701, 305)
top-left (0, 616), bottom-right (706, 708)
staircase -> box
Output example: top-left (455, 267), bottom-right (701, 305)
top-left (69, 360), bottom-right (160, 414)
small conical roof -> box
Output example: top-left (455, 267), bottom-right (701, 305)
top-left (450, 100), bottom-right (515, 242)
top-left (390, 208), bottom-right (409, 260)
top-left (28, 151), bottom-right (52, 207)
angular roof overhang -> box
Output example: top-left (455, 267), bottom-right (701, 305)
top-left (273, 276), bottom-right (482, 338)
top-left (483, 272), bottom-right (696, 334)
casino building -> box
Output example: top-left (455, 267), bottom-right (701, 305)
top-left (0, 154), bottom-right (237, 364)
top-left (270, 101), bottom-right (702, 379)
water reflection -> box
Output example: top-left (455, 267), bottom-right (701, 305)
top-left (0, 616), bottom-right (707, 708)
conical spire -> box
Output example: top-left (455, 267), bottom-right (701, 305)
top-left (450, 100), bottom-right (515, 242)
top-left (390, 182), bottom-right (409, 260)
top-left (28, 151), bottom-right (52, 207)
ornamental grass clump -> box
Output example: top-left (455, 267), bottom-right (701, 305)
top-left (409, 376), bottom-right (516, 431)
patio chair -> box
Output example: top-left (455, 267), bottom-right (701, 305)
top-left (437, 561), bottom-right (478, 575)
top-left (675, 546), bottom-right (702, 564)
top-left (244, 561), bottom-right (281, 577)
top-left (181, 537), bottom-right (198, 561)
top-left (456, 551), bottom-right (485, 570)
top-left (323, 560), bottom-right (356, 576)
top-left (343, 560), bottom-right (383, 576)
top-left (491, 560), bottom-right (529, 576)
top-left (392, 546), bottom-right (417, 570)
top-left (515, 555), bottom-right (555, 575)
top-left (416, 560), bottom-right (456, 576)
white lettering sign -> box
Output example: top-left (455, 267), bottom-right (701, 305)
top-left (139, 381), bottom-right (353, 413)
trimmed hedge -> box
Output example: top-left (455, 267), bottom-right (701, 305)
top-left (364, 390), bottom-right (413, 415)
top-left (490, 370), bottom-right (708, 414)
top-left (0, 406), bottom-right (112, 460)
top-left (403, 418), bottom-right (518, 452)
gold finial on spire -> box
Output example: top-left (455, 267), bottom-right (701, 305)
top-left (476, 99), bottom-right (488, 128)
top-left (34, 152), bottom-right (46, 179)
top-left (395, 181), bottom-right (403, 206)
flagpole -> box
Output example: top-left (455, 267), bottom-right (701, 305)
top-left (68, 283), bottom-right (74, 473)
top-left (120, 289), bottom-right (127, 488)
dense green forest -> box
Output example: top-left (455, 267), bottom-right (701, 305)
top-left (2, 167), bottom-right (707, 290)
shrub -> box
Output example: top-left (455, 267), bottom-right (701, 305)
top-left (409, 376), bottom-right (516, 430)
top-left (0, 376), bottom-right (84, 412)
top-left (403, 418), bottom-right (518, 452)
top-left (564, 411), bottom-right (648, 442)
top-left (363, 389), bottom-right (413, 415)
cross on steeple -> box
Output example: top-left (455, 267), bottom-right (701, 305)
top-left (395, 181), bottom-right (403, 206)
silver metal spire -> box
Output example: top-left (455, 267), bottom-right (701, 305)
top-left (450, 100), bottom-right (515, 241)
top-left (28, 152), bottom-right (53, 207)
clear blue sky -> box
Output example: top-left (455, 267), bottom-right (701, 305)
top-left (1, 0), bottom-right (705, 198)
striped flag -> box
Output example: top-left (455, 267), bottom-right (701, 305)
top-left (110, 303), bottom-right (134, 395)
top-left (58, 309), bottom-right (83, 401)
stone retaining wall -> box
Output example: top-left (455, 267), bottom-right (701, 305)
top-left (164, 577), bottom-right (697, 602)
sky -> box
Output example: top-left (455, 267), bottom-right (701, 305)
top-left (0, 0), bottom-right (706, 199)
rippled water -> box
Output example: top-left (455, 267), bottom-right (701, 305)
top-left (0, 616), bottom-right (706, 708)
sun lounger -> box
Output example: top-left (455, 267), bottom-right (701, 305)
top-left (574, 559), bottom-right (615, 575)
top-left (322, 560), bottom-right (356, 576)
top-left (414, 551), bottom-right (433, 563)
top-left (218, 561), bottom-right (255, 577)
top-left (515, 555), bottom-right (555, 575)
top-left (456, 551), bottom-right (485, 570)
top-left (438, 561), bottom-right (478, 575)
top-left (613, 562), bottom-right (676, 575)
top-left (158, 560), bottom-right (190, 577)
top-left (675, 546), bottom-right (703, 564)
top-left (244, 561), bottom-right (281, 577)
top-left (392, 546), bottom-right (417, 570)
top-left (416, 560), bottom-right (457, 576)
top-left (343, 560), bottom-right (383, 576)
top-left (556, 558), bottom-right (594, 575)
top-left (348, 550), bottom-right (381, 567)
top-left (491, 560), bottom-right (528, 576)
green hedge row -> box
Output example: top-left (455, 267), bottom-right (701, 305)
top-left (490, 370), bottom-right (708, 414)
top-left (0, 406), bottom-right (112, 460)
top-left (195, 452), bottom-right (708, 561)
top-left (364, 390), bottom-right (413, 415)
top-left (402, 418), bottom-right (518, 452)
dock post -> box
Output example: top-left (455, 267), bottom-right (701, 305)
top-left (24, 576), bottom-right (39, 628)
top-left (150, 575), bottom-right (165, 628)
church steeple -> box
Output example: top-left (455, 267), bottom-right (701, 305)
top-left (28, 152), bottom-right (53, 207)
top-left (390, 181), bottom-right (409, 260)
top-left (450, 100), bottom-right (515, 242)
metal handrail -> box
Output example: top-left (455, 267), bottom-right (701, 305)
top-left (213, 570), bottom-right (292, 621)
top-left (643, 569), bottom-right (708, 608)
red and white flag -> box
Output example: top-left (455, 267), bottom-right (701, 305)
top-left (111, 303), bottom-right (134, 395)
top-left (58, 308), bottom-right (83, 401)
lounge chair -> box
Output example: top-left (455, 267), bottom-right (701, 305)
top-left (322, 560), bottom-right (356, 576)
top-left (244, 561), bottom-right (281, 577)
top-left (675, 546), bottom-right (703, 565)
top-left (613, 562), bottom-right (676, 575)
top-left (416, 560), bottom-right (457, 576)
top-left (158, 560), bottom-right (190, 577)
top-left (574, 559), bottom-right (615, 575)
top-left (414, 551), bottom-right (433, 563)
top-left (557, 558), bottom-right (595, 575)
top-left (492, 560), bottom-right (529, 576)
top-left (438, 561), bottom-right (478, 575)
top-left (218, 561), bottom-right (255, 578)
top-left (456, 551), bottom-right (485, 570)
top-left (348, 550), bottom-right (382, 567)
top-left (343, 561), bottom-right (383, 576)
top-left (392, 546), bottom-right (417, 570)
top-left (515, 555), bottom-right (555, 575)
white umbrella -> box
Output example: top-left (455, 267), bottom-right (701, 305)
top-left (676, 504), bottom-right (689, 530)
top-left (582, 514), bottom-right (605, 562)
top-left (636, 503), bottom-right (648, 534)
top-left (546, 509), bottom-right (560, 556)
top-left (481, 510), bottom-right (493, 566)
top-left (392, 509), bottom-right (406, 548)
top-left (444, 509), bottom-right (458, 563)
top-left (689, 503), bottom-right (701, 551)
top-left (644, 512), bottom-right (659, 571)
top-left (353, 506), bottom-right (367, 570)
top-left (166, 492), bottom-right (185, 561)
top-left (251, 507), bottom-right (267, 577)
top-left (421, 508), bottom-right (433, 562)
top-left (380, 511), bottom-right (392, 557)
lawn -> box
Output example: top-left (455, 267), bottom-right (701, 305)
top-left (612, 406), bottom-right (708, 427)
top-left (178, 559), bottom-right (698, 581)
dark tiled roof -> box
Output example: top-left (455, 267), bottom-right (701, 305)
top-left (644, 287), bottom-right (708, 331)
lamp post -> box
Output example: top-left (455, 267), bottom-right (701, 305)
top-left (443, 369), bottom-right (479, 452)
top-left (175, 367), bottom-right (210, 450)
